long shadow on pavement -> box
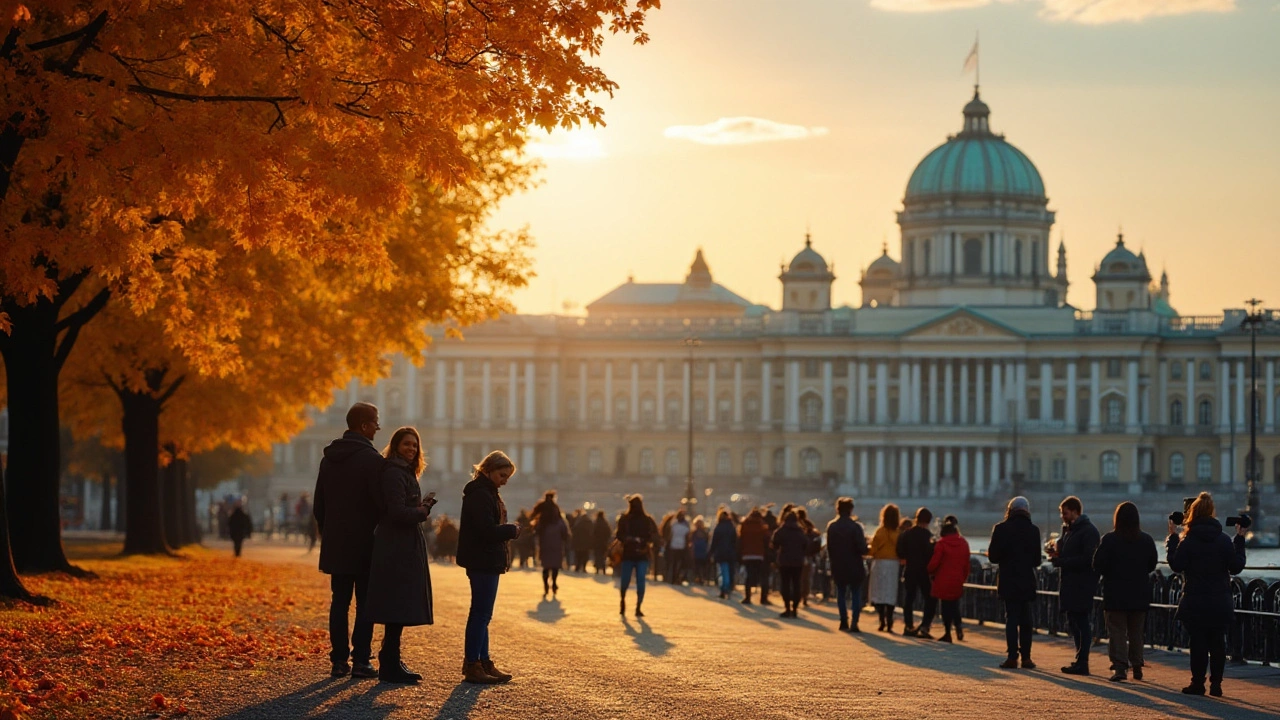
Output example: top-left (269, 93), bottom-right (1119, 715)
top-left (526, 597), bottom-right (567, 623)
top-left (216, 677), bottom-right (397, 720)
top-left (433, 682), bottom-right (500, 720)
top-left (621, 616), bottom-right (673, 656)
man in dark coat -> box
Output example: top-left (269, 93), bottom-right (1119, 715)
top-left (313, 402), bottom-right (383, 678)
top-left (988, 496), bottom-right (1043, 669)
top-left (572, 511), bottom-right (594, 573)
top-left (825, 498), bottom-right (869, 632)
top-left (1049, 495), bottom-right (1100, 675)
top-left (592, 510), bottom-right (613, 575)
top-left (897, 507), bottom-right (936, 637)
top-left (228, 504), bottom-right (252, 557)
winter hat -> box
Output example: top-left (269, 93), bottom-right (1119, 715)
top-left (1009, 496), bottom-right (1030, 514)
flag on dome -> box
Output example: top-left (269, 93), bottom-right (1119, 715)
top-left (963, 35), bottom-right (979, 76)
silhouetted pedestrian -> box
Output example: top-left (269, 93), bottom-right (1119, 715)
top-left (592, 510), bottom-right (612, 575)
top-left (1093, 501), bottom-right (1157, 682)
top-left (988, 496), bottom-right (1043, 670)
top-left (709, 509), bottom-right (738, 599)
top-left (826, 498), bottom-right (868, 632)
top-left (1049, 495), bottom-right (1100, 676)
top-left (928, 515), bottom-right (970, 643)
top-left (573, 510), bottom-right (594, 573)
top-left (616, 495), bottom-right (658, 617)
top-left (772, 509), bottom-right (810, 618)
top-left (738, 508), bottom-right (770, 606)
top-left (228, 505), bottom-right (252, 557)
top-left (533, 492), bottom-right (569, 597)
top-left (897, 507), bottom-right (936, 638)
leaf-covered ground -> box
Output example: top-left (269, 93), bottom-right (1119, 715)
top-left (0, 542), bottom-right (329, 720)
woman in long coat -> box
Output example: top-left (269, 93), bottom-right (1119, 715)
top-left (867, 503), bottom-right (902, 632)
top-left (363, 427), bottom-right (435, 684)
top-left (927, 516), bottom-right (971, 643)
top-left (533, 492), bottom-right (570, 596)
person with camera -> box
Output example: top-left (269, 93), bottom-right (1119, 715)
top-left (1092, 501), bottom-right (1158, 682)
top-left (1165, 492), bottom-right (1247, 697)
top-left (363, 427), bottom-right (437, 684)
top-left (989, 496), bottom-right (1043, 669)
top-left (1047, 495), bottom-right (1099, 676)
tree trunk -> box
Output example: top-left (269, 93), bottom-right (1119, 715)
top-left (0, 300), bottom-right (77, 574)
top-left (119, 390), bottom-right (171, 556)
top-left (0, 459), bottom-right (45, 603)
top-left (98, 475), bottom-right (113, 531)
top-left (161, 446), bottom-right (181, 548)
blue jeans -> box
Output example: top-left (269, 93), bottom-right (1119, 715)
top-left (464, 571), bottom-right (500, 663)
top-left (836, 582), bottom-right (863, 626)
top-left (618, 560), bottom-right (649, 601)
top-left (718, 562), bottom-right (733, 594)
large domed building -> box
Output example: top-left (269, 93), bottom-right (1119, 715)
top-left (250, 88), bottom-right (1278, 522)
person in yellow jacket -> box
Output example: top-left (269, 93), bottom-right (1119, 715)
top-left (867, 504), bottom-right (902, 632)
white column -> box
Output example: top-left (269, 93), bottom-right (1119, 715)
top-left (1157, 360), bottom-right (1167, 425)
top-left (822, 360), bottom-right (834, 431)
top-left (1066, 361), bottom-right (1078, 429)
top-left (845, 448), bottom-right (855, 486)
top-left (524, 360), bottom-right (536, 424)
top-left (975, 360), bottom-right (986, 425)
top-left (899, 448), bottom-right (910, 496)
top-left (603, 361), bottom-right (613, 424)
top-left (761, 360), bottom-right (772, 427)
top-left (1219, 360), bottom-right (1231, 430)
top-left (1040, 361), bottom-right (1053, 423)
top-left (453, 361), bottom-right (465, 424)
top-left (875, 448), bottom-right (886, 493)
top-left (857, 361), bottom-right (870, 424)
top-left (549, 361), bottom-right (560, 422)
top-left (786, 360), bottom-right (800, 430)
top-left (481, 361), bottom-right (492, 425)
top-left (959, 360), bottom-right (970, 425)
top-left (1127, 360), bottom-right (1140, 429)
top-left (1236, 359), bottom-right (1246, 429)
top-left (706, 360), bottom-right (717, 425)
top-left (433, 361), bottom-right (447, 422)
top-left (845, 361), bottom-right (857, 426)
top-left (404, 360), bottom-right (418, 421)
top-left (682, 360), bottom-right (691, 428)
top-left (875, 361), bottom-right (889, 424)
top-left (630, 360), bottom-right (640, 424)
top-left (1016, 361), bottom-right (1028, 422)
top-left (973, 448), bottom-right (985, 498)
top-left (1184, 359), bottom-right (1195, 430)
top-left (911, 361), bottom-right (923, 423)
top-left (928, 448), bottom-right (939, 497)
top-left (991, 361), bottom-right (1003, 425)
top-left (1266, 359), bottom-right (1276, 433)
top-left (928, 360), bottom-right (939, 424)
top-left (912, 447), bottom-right (923, 498)
top-left (734, 360), bottom-right (744, 424)
top-left (943, 361), bottom-right (954, 424)
top-left (898, 360), bottom-right (912, 424)
top-left (958, 448), bottom-right (969, 498)
top-left (508, 362), bottom-right (519, 427)
top-left (578, 361), bottom-right (587, 426)
top-left (656, 361), bottom-right (665, 423)
top-left (1090, 360), bottom-right (1101, 431)
top-left (859, 450), bottom-right (870, 495)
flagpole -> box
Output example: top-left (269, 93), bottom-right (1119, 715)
top-left (975, 31), bottom-right (980, 90)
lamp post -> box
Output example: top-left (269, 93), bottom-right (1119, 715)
top-left (1240, 299), bottom-right (1266, 530)
top-left (682, 336), bottom-right (701, 512)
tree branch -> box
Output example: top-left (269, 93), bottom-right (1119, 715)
top-left (58, 11), bottom-right (109, 72)
top-left (157, 374), bottom-right (186, 407)
top-left (53, 286), bottom-right (111, 370)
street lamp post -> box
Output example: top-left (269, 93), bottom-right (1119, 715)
top-left (1240, 299), bottom-right (1266, 530)
top-left (683, 336), bottom-right (701, 512)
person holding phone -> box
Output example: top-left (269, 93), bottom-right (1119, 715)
top-left (363, 426), bottom-right (436, 684)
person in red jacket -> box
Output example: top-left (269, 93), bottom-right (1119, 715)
top-left (927, 515), bottom-right (972, 644)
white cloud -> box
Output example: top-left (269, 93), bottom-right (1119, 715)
top-left (526, 128), bottom-right (606, 160)
top-left (663, 117), bottom-right (829, 146)
top-left (868, 0), bottom-right (1236, 23)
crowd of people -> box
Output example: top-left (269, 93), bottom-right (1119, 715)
top-left (309, 401), bottom-right (1250, 698)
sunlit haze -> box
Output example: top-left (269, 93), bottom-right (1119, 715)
top-left (496, 0), bottom-right (1280, 316)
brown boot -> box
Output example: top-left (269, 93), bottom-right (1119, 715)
top-left (462, 661), bottom-right (501, 684)
top-left (481, 659), bottom-right (512, 683)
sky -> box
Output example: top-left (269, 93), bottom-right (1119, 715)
top-left (490, 0), bottom-right (1280, 317)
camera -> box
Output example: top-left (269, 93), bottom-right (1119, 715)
top-left (1226, 514), bottom-right (1252, 529)
top-left (1168, 496), bottom-right (1197, 526)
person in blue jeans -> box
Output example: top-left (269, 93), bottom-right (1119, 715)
top-left (455, 451), bottom-right (522, 684)
top-left (616, 494), bottom-right (658, 617)
top-left (824, 498), bottom-right (868, 632)
top-left (708, 508), bottom-right (739, 599)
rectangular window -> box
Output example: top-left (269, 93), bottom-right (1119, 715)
top-left (1106, 359), bottom-right (1122, 378)
top-left (1028, 458), bottom-right (1042, 482)
top-left (1051, 458), bottom-right (1067, 482)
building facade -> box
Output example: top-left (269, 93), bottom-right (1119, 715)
top-left (270, 89), bottom-right (1280, 503)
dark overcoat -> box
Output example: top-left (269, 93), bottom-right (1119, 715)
top-left (897, 524), bottom-right (935, 582)
top-left (1166, 517), bottom-right (1246, 628)
top-left (363, 456), bottom-right (433, 626)
top-left (824, 515), bottom-right (869, 587)
top-left (456, 474), bottom-right (520, 574)
top-left (1092, 531), bottom-right (1158, 612)
top-left (987, 512), bottom-right (1042, 603)
top-left (313, 431), bottom-right (383, 576)
top-left (771, 518), bottom-right (809, 568)
top-left (709, 518), bottom-right (739, 564)
top-left (1053, 514), bottom-right (1101, 614)
top-left (538, 515), bottom-right (570, 570)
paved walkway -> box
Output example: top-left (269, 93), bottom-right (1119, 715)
top-left (198, 542), bottom-right (1280, 720)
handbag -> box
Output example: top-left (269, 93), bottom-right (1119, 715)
top-left (607, 538), bottom-right (625, 568)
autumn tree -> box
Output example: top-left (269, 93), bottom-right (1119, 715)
top-left (1, 0), bottom-right (656, 585)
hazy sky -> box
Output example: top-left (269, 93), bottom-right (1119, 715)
top-left (491, 0), bottom-right (1280, 316)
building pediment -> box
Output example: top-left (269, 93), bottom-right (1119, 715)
top-left (902, 309), bottom-right (1024, 340)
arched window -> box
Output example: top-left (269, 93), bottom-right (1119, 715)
top-left (1199, 361), bottom-right (1212, 380)
top-left (800, 393), bottom-right (822, 430)
top-left (664, 449), bottom-right (680, 475)
top-left (639, 393), bottom-right (656, 423)
top-left (587, 447), bottom-right (603, 473)
top-left (963, 238), bottom-right (983, 276)
top-left (1169, 452), bottom-right (1185, 481)
top-left (717, 393), bottom-right (733, 424)
top-left (772, 448), bottom-right (787, 476)
top-left (588, 393), bottom-right (604, 422)
top-left (833, 388), bottom-right (848, 424)
top-left (693, 450), bottom-right (705, 474)
top-left (1197, 399), bottom-right (1213, 426)
top-left (1196, 453), bottom-right (1213, 482)
top-left (716, 449), bottom-right (731, 475)
top-left (1106, 397), bottom-right (1123, 426)
top-left (743, 449), bottom-right (759, 475)
top-left (1170, 399), bottom-right (1184, 426)
top-left (639, 448), bottom-right (655, 474)
top-left (665, 394), bottom-right (682, 425)
top-left (493, 392), bottom-right (507, 420)
top-left (614, 393), bottom-right (629, 420)
top-left (692, 393), bottom-right (706, 423)
top-left (566, 393), bottom-right (579, 422)
top-left (744, 393), bottom-right (761, 423)
top-left (1014, 239), bottom-right (1023, 277)
top-left (801, 448), bottom-right (821, 477)
top-left (1100, 451), bottom-right (1121, 481)
top-left (565, 449), bottom-right (578, 474)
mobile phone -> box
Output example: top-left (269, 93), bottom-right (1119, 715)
top-left (426, 491), bottom-right (437, 501)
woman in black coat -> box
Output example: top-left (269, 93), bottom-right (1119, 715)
top-left (456, 450), bottom-right (521, 684)
top-left (987, 496), bottom-right (1042, 669)
top-left (771, 509), bottom-right (810, 619)
top-left (825, 498), bottom-right (869, 632)
top-left (363, 427), bottom-right (436, 684)
top-left (1166, 492), bottom-right (1246, 697)
top-left (1092, 501), bottom-right (1157, 682)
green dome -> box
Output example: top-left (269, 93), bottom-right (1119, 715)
top-left (905, 90), bottom-right (1045, 201)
